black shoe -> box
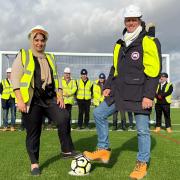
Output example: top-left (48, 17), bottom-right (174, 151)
top-left (121, 126), bottom-right (127, 131)
top-left (84, 126), bottom-right (90, 130)
top-left (31, 167), bottom-right (40, 176)
top-left (62, 151), bottom-right (81, 159)
top-left (77, 127), bottom-right (83, 130)
top-left (128, 126), bottom-right (135, 131)
top-left (112, 126), bottom-right (117, 131)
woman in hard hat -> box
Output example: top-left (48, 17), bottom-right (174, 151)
top-left (84, 5), bottom-right (162, 180)
top-left (11, 25), bottom-right (77, 175)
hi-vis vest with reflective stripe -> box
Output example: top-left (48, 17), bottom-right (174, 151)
top-left (1, 79), bottom-right (15, 99)
top-left (113, 36), bottom-right (160, 78)
top-left (155, 83), bottom-right (172, 104)
top-left (76, 79), bottom-right (92, 100)
top-left (20, 49), bottom-right (59, 103)
top-left (62, 77), bottom-right (77, 105)
top-left (93, 80), bottom-right (104, 106)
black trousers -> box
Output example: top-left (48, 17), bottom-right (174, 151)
top-left (77, 99), bottom-right (91, 127)
top-left (155, 104), bottom-right (171, 128)
top-left (65, 104), bottom-right (72, 131)
top-left (22, 103), bottom-right (74, 164)
top-left (113, 111), bottom-right (126, 128)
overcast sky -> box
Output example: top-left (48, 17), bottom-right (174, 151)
top-left (0, 0), bottom-right (180, 82)
top-left (0, 0), bottom-right (179, 53)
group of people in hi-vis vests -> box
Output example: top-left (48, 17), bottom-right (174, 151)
top-left (0, 4), bottom-right (174, 179)
top-left (61, 67), bottom-right (106, 130)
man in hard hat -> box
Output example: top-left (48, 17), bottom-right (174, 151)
top-left (0, 68), bottom-right (16, 131)
top-left (84, 5), bottom-right (162, 179)
top-left (93, 73), bottom-right (106, 107)
top-left (154, 72), bottom-right (173, 133)
top-left (61, 67), bottom-right (77, 131)
top-left (76, 69), bottom-right (93, 129)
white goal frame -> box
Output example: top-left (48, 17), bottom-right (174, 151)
top-left (0, 51), bottom-right (170, 127)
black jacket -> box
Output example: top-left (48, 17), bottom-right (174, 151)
top-left (104, 27), bottom-right (161, 114)
top-left (156, 82), bottom-right (173, 104)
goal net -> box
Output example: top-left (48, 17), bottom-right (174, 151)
top-left (0, 51), bottom-right (170, 126)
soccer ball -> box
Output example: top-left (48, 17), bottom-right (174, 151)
top-left (69, 154), bottom-right (91, 176)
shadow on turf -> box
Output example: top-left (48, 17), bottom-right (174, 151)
top-left (39, 134), bottom-right (156, 172)
top-left (40, 154), bottom-right (60, 171)
top-left (39, 135), bottom-right (98, 172)
top-left (89, 135), bottom-right (156, 171)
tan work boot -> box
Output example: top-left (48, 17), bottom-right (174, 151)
top-left (3, 127), bottom-right (8, 132)
top-left (153, 127), bottom-right (161, 133)
top-left (83, 149), bottom-right (111, 164)
top-left (10, 127), bottom-right (15, 131)
top-left (129, 161), bottom-right (147, 180)
top-left (166, 127), bottom-right (172, 133)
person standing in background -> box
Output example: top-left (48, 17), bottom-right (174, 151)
top-left (93, 73), bottom-right (106, 107)
top-left (62, 67), bottom-right (77, 130)
top-left (76, 69), bottom-right (93, 129)
top-left (154, 73), bottom-right (173, 133)
top-left (0, 68), bottom-right (16, 131)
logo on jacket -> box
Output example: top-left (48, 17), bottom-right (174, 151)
top-left (131, 51), bottom-right (140, 61)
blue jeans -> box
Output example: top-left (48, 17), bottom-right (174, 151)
top-left (94, 101), bottom-right (151, 162)
top-left (94, 101), bottom-right (116, 149)
top-left (134, 113), bottom-right (150, 163)
top-left (2, 99), bottom-right (16, 127)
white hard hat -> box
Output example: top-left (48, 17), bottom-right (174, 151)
top-left (28, 25), bottom-right (48, 39)
top-left (123, 5), bottom-right (142, 18)
top-left (6, 68), bottom-right (12, 73)
top-left (64, 67), bottom-right (71, 73)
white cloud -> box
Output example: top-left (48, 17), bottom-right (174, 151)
top-left (0, 0), bottom-right (179, 54)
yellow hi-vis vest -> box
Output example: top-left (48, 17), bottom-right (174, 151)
top-left (1, 79), bottom-right (15, 99)
top-left (76, 79), bottom-right (92, 100)
top-left (19, 49), bottom-right (59, 103)
top-left (93, 79), bottom-right (104, 106)
top-left (155, 83), bottom-right (172, 104)
top-left (113, 36), bottom-right (161, 78)
top-left (62, 77), bottom-right (77, 105)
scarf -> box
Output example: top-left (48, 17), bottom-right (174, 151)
top-left (29, 32), bottom-right (52, 90)
top-left (123, 25), bottom-right (142, 47)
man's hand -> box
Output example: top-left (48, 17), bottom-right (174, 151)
top-left (157, 95), bottom-right (162, 100)
top-left (17, 100), bottom-right (27, 113)
top-left (142, 97), bottom-right (153, 109)
top-left (103, 89), bottom-right (111, 97)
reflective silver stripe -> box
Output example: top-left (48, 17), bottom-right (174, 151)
top-left (24, 50), bottom-right (30, 69)
top-left (2, 92), bottom-right (11, 94)
top-left (20, 82), bottom-right (28, 87)
top-left (24, 70), bottom-right (31, 75)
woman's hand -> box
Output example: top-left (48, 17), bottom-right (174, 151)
top-left (142, 97), bottom-right (153, 109)
top-left (17, 100), bottom-right (27, 113)
top-left (14, 89), bottom-right (27, 113)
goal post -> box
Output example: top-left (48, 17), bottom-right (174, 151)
top-left (0, 51), bottom-right (170, 127)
